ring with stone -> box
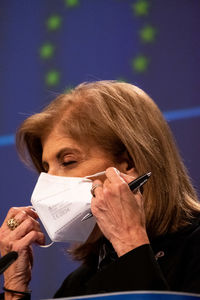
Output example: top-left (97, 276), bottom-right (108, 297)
top-left (7, 218), bottom-right (19, 231)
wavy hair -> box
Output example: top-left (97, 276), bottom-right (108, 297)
top-left (16, 81), bottom-right (200, 263)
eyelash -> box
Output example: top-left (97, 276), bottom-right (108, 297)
top-left (61, 161), bottom-right (77, 167)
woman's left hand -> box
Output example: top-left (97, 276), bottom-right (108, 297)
top-left (91, 167), bottom-right (150, 257)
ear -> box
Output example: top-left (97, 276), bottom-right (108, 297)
top-left (116, 151), bottom-right (138, 177)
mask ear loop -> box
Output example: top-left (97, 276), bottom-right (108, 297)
top-left (29, 206), bottom-right (55, 248)
top-left (39, 242), bottom-right (54, 248)
top-left (85, 170), bottom-right (106, 179)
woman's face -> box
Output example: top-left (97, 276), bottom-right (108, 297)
top-left (42, 127), bottom-right (118, 178)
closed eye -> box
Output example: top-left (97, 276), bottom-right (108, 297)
top-left (61, 161), bottom-right (77, 167)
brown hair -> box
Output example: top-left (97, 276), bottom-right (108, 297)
top-left (16, 81), bottom-right (200, 263)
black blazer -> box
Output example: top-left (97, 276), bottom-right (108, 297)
top-left (54, 216), bottom-right (200, 298)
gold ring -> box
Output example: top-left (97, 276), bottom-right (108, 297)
top-left (7, 218), bottom-right (19, 231)
top-left (90, 184), bottom-right (102, 197)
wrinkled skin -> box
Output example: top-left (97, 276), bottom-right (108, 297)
top-left (0, 128), bottom-right (149, 299)
top-left (0, 207), bottom-right (44, 299)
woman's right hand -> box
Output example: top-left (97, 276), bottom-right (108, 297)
top-left (0, 206), bottom-right (45, 299)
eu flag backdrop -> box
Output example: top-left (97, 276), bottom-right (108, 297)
top-left (0, 1), bottom-right (199, 298)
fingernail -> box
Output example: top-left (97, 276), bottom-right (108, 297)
top-left (30, 207), bottom-right (36, 212)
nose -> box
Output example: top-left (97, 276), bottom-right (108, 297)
top-left (47, 167), bottom-right (67, 177)
top-left (48, 170), bottom-right (56, 176)
top-left (47, 166), bottom-right (59, 176)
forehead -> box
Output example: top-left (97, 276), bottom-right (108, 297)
top-left (42, 127), bottom-right (85, 159)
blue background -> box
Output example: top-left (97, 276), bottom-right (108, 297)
top-left (0, 1), bottom-right (199, 299)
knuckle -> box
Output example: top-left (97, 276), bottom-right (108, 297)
top-left (30, 230), bottom-right (43, 242)
top-left (105, 167), bottom-right (114, 175)
top-left (103, 186), bottom-right (114, 198)
top-left (13, 243), bottom-right (22, 252)
top-left (96, 192), bottom-right (105, 205)
top-left (98, 199), bottom-right (104, 208)
top-left (39, 232), bottom-right (45, 239)
top-left (21, 210), bottom-right (27, 216)
top-left (24, 218), bottom-right (34, 228)
top-left (18, 210), bottom-right (27, 221)
top-left (9, 207), bottom-right (19, 215)
top-left (91, 200), bottom-right (101, 215)
top-left (29, 230), bottom-right (38, 239)
top-left (35, 220), bottom-right (41, 231)
top-left (93, 179), bottom-right (100, 185)
top-left (0, 229), bottom-right (11, 245)
top-left (106, 167), bottom-right (113, 172)
top-left (118, 181), bottom-right (127, 192)
top-left (0, 238), bottom-right (12, 252)
top-left (7, 240), bottom-right (14, 251)
top-left (38, 233), bottom-right (45, 244)
top-left (0, 235), bottom-right (7, 246)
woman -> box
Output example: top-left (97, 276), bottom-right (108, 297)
top-left (0, 81), bottom-right (200, 299)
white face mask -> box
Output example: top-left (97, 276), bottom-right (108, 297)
top-left (31, 171), bottom-right (104, 243)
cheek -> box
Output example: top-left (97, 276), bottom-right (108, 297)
top-left (86, 158), bottom-right (116, 175)
top-left (48, 168), bottom-right (69, 177)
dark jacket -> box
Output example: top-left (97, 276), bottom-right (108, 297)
top-left (54, 216), bottom-right (200, 298)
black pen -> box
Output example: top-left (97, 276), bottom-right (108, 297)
top-left (81, 171), bottom-right (151, 222)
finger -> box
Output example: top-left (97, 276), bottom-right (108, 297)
top-left (120, 181), bottom-right (143, 207)
top-left (3, 207), bottom-right (38, 226)
top-left (91, 179), bottom-right (103, 198)
top-left (2, 210), bottom-right (42, 245)
top-left (133, 187), bottom-right (141, 194)
top-left (3, 210), bottom-right (31, 232)
top-left (21, 207), bottom-right (39, 219)
top-left (10, 210), bottom-right (37, 227)
top-left (2, 209), bottom-right (38, 234)
top-left (132, 191), bottom-right (144, 209)
top-left (10, 217), bottom-right (42, 241)
top-left (120, 173), bottom-right (146, 195)
top-left (91, 179), bottom-right (105, 216)
top-left (13, 231), bottom-right (45, 251)
top-left (104, 168), bottom-right (134, 200)
top-left (105, 167), bottom-right (125, 184)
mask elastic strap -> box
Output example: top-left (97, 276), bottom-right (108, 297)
top-left (29, 206), bottom-right (54, 248)
top-left (39, 242), bottom-right (54, 248)
top-left (85, 171), bottom-right (106, 179)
